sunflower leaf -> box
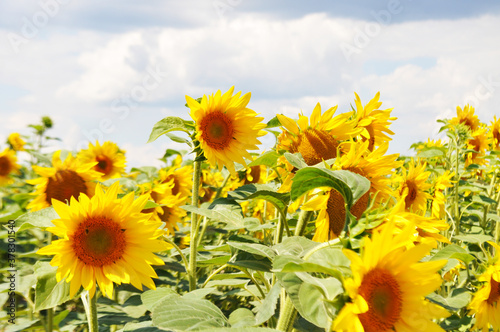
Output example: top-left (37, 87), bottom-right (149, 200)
top-left (16, 207), bottom-right (57, 232)
top-left (34, 261), bottom-right (72, 311)
top-left (147, 116), bottom-right (192, 143)
top-left (248, 151), bottom-right (280, 167)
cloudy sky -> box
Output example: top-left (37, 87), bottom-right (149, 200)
top-left (1, 1), bottom-right (500, 168)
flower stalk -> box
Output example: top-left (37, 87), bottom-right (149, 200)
top-left (188, 157), bottom-right (202, 291)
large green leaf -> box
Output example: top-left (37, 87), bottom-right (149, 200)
top-left (272, 236), bottom-right (318, 257)
top-left (141, 287), bottom-right (178, 312)
top-left (147, 116), bottom-right (192, 143)
top-left (152, 296), bottom-right (228, 330)
top-left (34, 261), bottom-right (72, 310)
top-left (248, 151), bottom-right (280, 168)
top-left (430, 244), bottom-right (475, 264)
top-left (228, 308), bottom-right (257, 328)
top-left (16, 207), bottom-right (57, 232)
top-left (229, 184), bottom-right (289, 214)
top-left (227, 242), bottom-right (276, 260)
top-left (290, 167), bottom-right (370, 207)
top-left (253, 282), bottom-right (281, 325)
top-left (183, 202), bottom-right (244, 230)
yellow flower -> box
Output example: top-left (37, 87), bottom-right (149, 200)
top-left (395, 159), bottom-right (432, 213)
top-left (7, 133), bottom-right (26, 151)
top-left (469, 242), bottom-right (500, 332)
top-left (489, 115), bottom-right (500, 151)
top-left (27, 151), bottom-right (102, 211)
top-left (0, 148), bottom-right (21, 186)
top-left (332, 222), bottom-right (449, 332)
top-left (450, 104), bottom-right (480, 132)
top-left (158, 155), bottom-right (192, 204)
top-left (37, 182), bottom-right (169, 298)
top-left (354, 92), bottom-right (396, 151)
top-left (431, 170), bottom-right (455, 219)
top-left (78, 141), bottom-right (126, 180)
top-left (466, 126), bottom-right (489, 167)
top-left (187, 86), bottom-right (267, 174)
top-left (276, 102), bottom-right (360, 166)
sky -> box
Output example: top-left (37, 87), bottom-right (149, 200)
top-left (1, 1), bottom-right (500, 169)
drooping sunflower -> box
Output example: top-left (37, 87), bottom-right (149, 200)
top-left (187, 86), bottom-right (267, 174)
top-left (303, 141), bottom-right (402, 242)
top-left (465, 126), bottom-right (490, 167)
top-left (354, 92), bottom-right (396, 151)
top-left (468, 242), bottom-right (500, 332)
top-left (489, 115), bottom-right (500, 151)
top-left (0, 148), bottom-right (21, 186)
top-left (450, 104), bottom-right (480, 132)
top-left (332, 222), bottom-right (449, 332)
top-left (37, 182), bottom-right (169, 298)
top-left (158, 155), bottom-right (193, 204)
top-left (78, 141), bottom-right (126, 180)
top-left (7, 133), bottom-right (26, 151)
top-left (276, 102), bottom-right (361, 166)
top-left (27, 151), bottom-right (102, 211)
top-left (395, 159), bottom-right (432, 213)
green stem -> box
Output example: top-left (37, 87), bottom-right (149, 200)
top-left (197, 216), bottom-right (209, 247)
top-left (294, 210), bottom-right (312, 236)
top-left (214, 172), bottom-right (231, 200)
top-left (274, 211), bottom-right (285, 245)
top-left (201, 263), bottom-right (230, 288)
top-left (82, 291), bottom-right (99, 332)
top-left (188, 158), bottom-right (202, 291)
top-left (454, 138), bottom-right (461, 236)
top-left (163, 236), bottom-right (189, 274)
top-left (276, 297), bottom-right (297, 332)
top-left (46, 308), bottom-right (53, 332)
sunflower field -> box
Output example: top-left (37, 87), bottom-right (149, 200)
top-left (2, 87), bottom-right (500, 332)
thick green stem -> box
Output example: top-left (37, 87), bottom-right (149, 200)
top-left (294, 210), bottom-right (312, 236)
top-left (454, 139), bottom-right (461, 236)
top-left (276, 297), bottom-right (297, 332)
top-left (82, 292), bottom-right (98, 332)
top-left (46, 308), bottom-right (53, 332)
top-left (163, 236), bottom-right (189, 275)
top-left (188, 159), bottom-right (202, 291)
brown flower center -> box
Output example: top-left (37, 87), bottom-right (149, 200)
top-left (71, 216), bottom-right (126, 267)
top-left (358, 268), bottom-right (403, 332)
top-left (487, 278), bottom-right (500, 305)
top-left (45, 170), bottom-right (88, 205)
top-left (200, 111), bottom-right (234, 150)
top-left (95, 155), bottom-right (113, 176)
top-left (327, 189), bottom-right (369, 238)
top-left (403, 180), bottom-right (418, 210)
top-left (294, 128), bottom-right (339, 166)
top-left (245, 166), bottom-right (261, 184)
top-left (0, 156), bottom-right (12, 176)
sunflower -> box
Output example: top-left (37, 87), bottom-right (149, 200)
top-left (7, 133), bottom-right (26, 151)
top-left (0, 148), bottom-right (21, 186)
top-left (187, 86), bottom-right (267, 174)
top-left (450, 104), bottom-right (480, 132)
top-left (78, 141), bottom-right (126, 180)
top-left (468, 242), bottom-right (500, 331)
top-left (431, 170), bottom-right (455, 219)
top-left (489, 116), bottom-right (500, 151)
top-left (332, 222), bottom-right (449, 332)
top-left (276, 102), bottom-right (360, 166)
top-left (303, 141), bottom-right (402, 242)
top-left (158, 155), bottom-right (192, 204)
top-left (465, 126), bottom-right (490, 167)
top-left (354, 92), bottom-right (396, 151)
top-left (27, 151), bottom-right (102, 211)
top-left (37, 182), bottom-right (169, 298)
top-left (395, 159), bottom-right (432, 213)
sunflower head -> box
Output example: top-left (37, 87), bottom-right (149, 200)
top-left (78, 141), bottom-right (126, 180)
top-left (7, 133), bottom-right (26, 151)
top-left (0, 148), bottom-right (21, 186)
top-left (450, 104), bottom-right (480, 132)
top-left (27, 151), bottom-right (102, 211)
top-left (187, 87), bottom-right (267, 174)
top-left (395, 159), bottom-right (432, 212)
top-left (37, 182), bottom-right (169, 298)
top-left (489, 115), bottom-right (500, 150)
top-left (465, 126), bottom-right (490, 167)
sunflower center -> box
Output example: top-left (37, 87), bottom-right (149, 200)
top-left (487, 278), bottom-right (500, 305)
top-left (72, 216), bottom-right (126, 267)
top-left (363, 124), bottom-right (376, 152)
top-left (358, 268), bottom-right (403, 332)
top-left (0, 156), bottom-right (12, 176)
top-left (404, 180), bottom-right (418, 209)
top-left (245, 166), bottom-right (261, 184)
top-left (326, 188), bottom-right (369, 239)
top-left (163, 174), bottom-right (181, 195)
top-left (95, 155), bottom-right (113, 176)
top-left (45, 170), bottom-right (88, 205)
top-left (200, 111), bottom-right (234, 150)
top-left (295, 129), bottom-right (339, 166)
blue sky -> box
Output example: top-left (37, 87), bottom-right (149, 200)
top-left (1, 1), bottom-right (500, 168)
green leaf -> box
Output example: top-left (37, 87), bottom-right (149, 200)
top-left (266, 116), bottom-right (281, 128)
top-left (205, 279), bottom-right (250, 288)
top-left (248, 151), bottom-right (280, 168)
top-left (273, 255), bottom-right (342, 279)
top-left (478, 195), bottom-right (497, 205)
top-left (183, 203), bottom-right (244, 230)
top-left (298, 283), bottom-right (330, 329)
top-left (430, 244), bottom-right (475, 264)
top-left (227, 242), bottom-right (276, 259)
top-left (454, 234), bottom-right (494, 244)
top-left (182, 288), bottom-right (217, 300)
top-left (141, 287), bottom-right (178, 311)
top-left (229, 184), bottom-right (290, 213)
top-left (427, 288), bottom-right (471, 311)
top-left (284, 152), bottom-right (308, 170)
top-left (147, 116), bottom-right (191, 143)
top-left (16, 207), bottom-right (57, 232)
top-left (119, 321), bottom-right (166, 332)
top-left (272, 236), bottom-right (318, 257)
top-left (290, 167), bottom-right (370, 207)
top-left (199, 329), bottom-right (277, 332)
top-left (34, 261), bottom-right (72, 310)
top-left (152, 296), bottom-right (228, 330)
top-left (228, 308), bottom-right (257, 328)
top-left (254, 283), bottom-right (281, 325)
top-left (416, 147), bottom-right (445, 158)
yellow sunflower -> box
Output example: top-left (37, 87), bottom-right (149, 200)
top-left (78, 141), bottom-right (126, 180)
top-left (158, 155), bottom-right (193, 204)
top-left (7, 133), bottom-right (26, 151)
top-left (37, 182), bottom-right (168, 298)
top-left (395, 159), bottom-right (432, 213)
top-left (303, 141), bottom-right (402, 242)
top-left (27, 151), bottom-right (102, 211)
top-left (465, 126), bottom-right (490, 167)
top-left (332, 221), bottom-right (449, 332)
top-left (450, 104), bottom-right (480, 132)
top-left (431, 170), bottom-right (455, 219)
top-left (469, 242), bottom-right (500, 332)
top-left (0, 148), bottom-right (21, 186)
top-left (187, 86), bottom-right (267, 174)
top-left (489, 115), bottom-right (500, 151)
top-left (276, 102), bottom-right (361, 166)
top-left (354, 92), bottom-right (396, 151)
